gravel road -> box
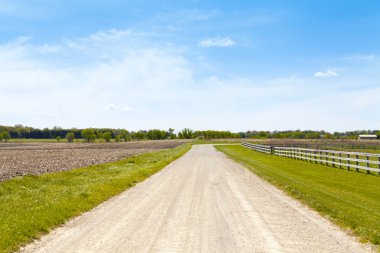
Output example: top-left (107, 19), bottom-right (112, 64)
top-left (20, 145), bottom-right (372, 253)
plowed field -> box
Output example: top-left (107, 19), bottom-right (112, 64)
top-left (0, 140), bottom-right (188, 181)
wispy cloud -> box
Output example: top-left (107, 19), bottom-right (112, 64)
top-left (314, 70), bottom-right (338, 78)
top-left (0, 28), bottom-right (379, 131)
top-left (199, 37), bottom-right (235, 48)
top-left (104, 104), bottom-right (116, 110)
top-left (342, 54), bottom-right (377, 61)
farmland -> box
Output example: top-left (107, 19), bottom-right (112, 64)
top-left (0, 140), bottom-right (188, 182)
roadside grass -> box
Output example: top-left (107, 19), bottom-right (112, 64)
top-left (216, 145), bottom-right (380, 248)
top-left (0, 144), bottom-right (191, 253)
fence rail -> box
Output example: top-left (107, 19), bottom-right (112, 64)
top-left (242, 142), bottom-right (380, 174)
top-left (242, 143), bottom-right (271, 154)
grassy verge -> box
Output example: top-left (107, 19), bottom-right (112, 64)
top-left (0, 144), bottom-right (191, 253)
top-left (216, 145), bottom-right (380, 247)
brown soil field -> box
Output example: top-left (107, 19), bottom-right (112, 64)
top-left (0, 140), bottom-right (188, 182)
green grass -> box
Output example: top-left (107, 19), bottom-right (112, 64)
top-left (0, 144), bottom-right (191, 253)
top-left (216, 145), bottom-right (380, 248)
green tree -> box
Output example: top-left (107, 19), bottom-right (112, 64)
top-left (119, 129), bottom-right (131, 142)
top-left (168, 128), bottom-right (176, 139)
top-left (65, 132), bottom-right (75, 143)
top-left (132, 131), bottom-right (146, 140)
top-left (178, 128), bottom-right (193, 139)
top-left (81, 129), bottom-right (96, 142)
top-left (102, 131), bottom-right (112, 142)
top-left (115, 135), bottom-right (122, 142)
top-left (0, 132), bottom-right (11, 142)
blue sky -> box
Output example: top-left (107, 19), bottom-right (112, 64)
top-left (0, 0), bottom-right (379, 131)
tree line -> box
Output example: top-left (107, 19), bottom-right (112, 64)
top-left (238, 130), bottom-right (380, 139)
top-left (0, 125), bottom-right (379, 142)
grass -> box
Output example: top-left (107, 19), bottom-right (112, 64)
top-left (0, 143), bottom-right (191, 253)
top-left (216, 145), bottom-right (380, 248)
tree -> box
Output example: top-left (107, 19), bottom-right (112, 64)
top-left (168, 128), bottom-right (176, 139)
top-left (65, 132), bottom-right (75, 143)
top-left (178, 128), bottom-right (193, 139)
top-left (115, 135), bottom-right (122, 142)
top-left (147, 129), bottom-right (167, 140)
top-left (81, 129), bottom-right (96, 142)
top-left (102, 131), bottom-right (112, 142)
top-left (119, 129), bottom-right (131, 142)
top-left (56, 136), bottom-right (61, 142)
top-left (0, 132), bottom-right (11, 142)
top-left (132, 131), bottom-right (146, 140)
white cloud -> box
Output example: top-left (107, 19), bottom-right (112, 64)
top-left (199, 37), bottom-right (235, 47)
top-left (104, 104), bottom-right (117, 110)
top-left (121, 106), bottom-right (133, 111)
top-left (343, 54), bottom-right (377, 61)
top-left (0, 29), bottom-right (379, 131)
top-left (35, 44), bottom-right (61, 54)
top-left (314, 70), bottom-right (338, 78)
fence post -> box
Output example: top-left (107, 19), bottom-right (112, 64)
top-left (332, 152), bottom-right (335, 167)
top-left (366, 155), bottom-right (370, 174)
top-left (314, 150), bottom-right (317, 163)
top-left (356, 154), bottom-right (359, 172)
top-left (347, 154), bottom-right (350, 171)
top-left (339, 153), bottom-right (342, 169)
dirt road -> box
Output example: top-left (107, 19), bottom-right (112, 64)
top-left (20, 145), bottom-right (371, 253)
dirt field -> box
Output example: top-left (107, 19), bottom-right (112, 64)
top-left (0, 140), bottom-right (188, 182)
top-left (20, 145), bottom-right (371, 253)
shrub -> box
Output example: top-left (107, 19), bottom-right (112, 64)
top-left (0, 132), bottom-right (11, 142)
top-left (102, 132), bottom-right (112, 143)
top-left (65, 132), bottom-right (75, 143)
top-left (81, 129), bottom-right (96, 143)
top-left (115, 135), bottom-right (122, 142)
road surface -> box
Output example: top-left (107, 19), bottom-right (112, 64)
top-left (20, 145), bottom-right (371, 253)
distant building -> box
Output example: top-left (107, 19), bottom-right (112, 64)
top-left (358, 134), bottom-right (378, 140)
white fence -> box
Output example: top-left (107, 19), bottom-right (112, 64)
top-left (242, 142), bottom-right (271, 154)
top-left (242, 142), bottom-right (380, 174)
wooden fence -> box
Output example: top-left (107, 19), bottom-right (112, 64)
top-left (242, 142), bottom-right (380, 174)
top-left (242, 142), bottom-right (272, 154)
